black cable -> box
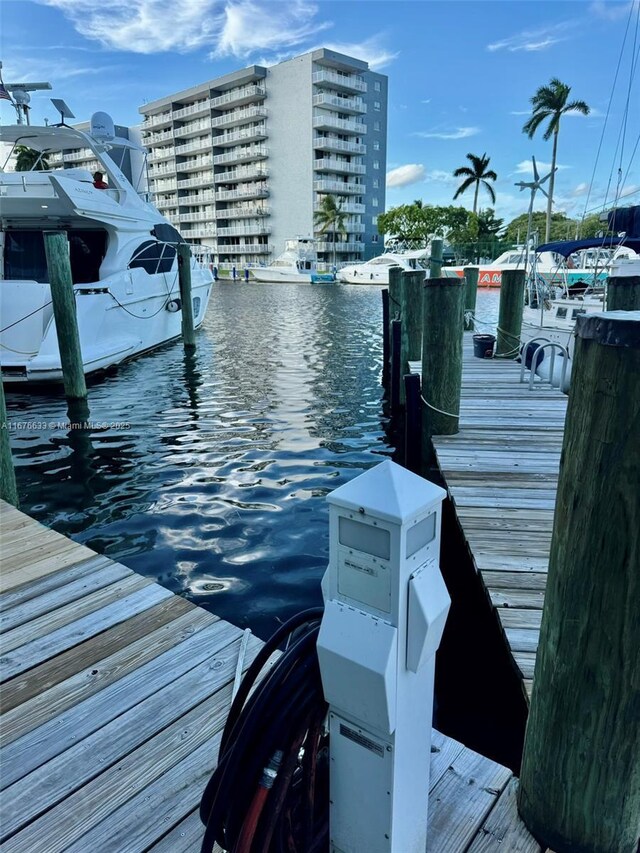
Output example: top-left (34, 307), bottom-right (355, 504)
top-left (200, 608), bottom-right (328, 853)
top-left (0, 300), bottom-right (52, 334)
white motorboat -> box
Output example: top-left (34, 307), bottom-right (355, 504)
top-left (1, 117), bottom-right (213, 384)
top-left (339, 249), bottom-right (428, 285)
top-left (251, 238), bottom-right (335, 284)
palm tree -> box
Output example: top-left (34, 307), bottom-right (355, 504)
top-left (14, 145), bottom-right (49, 171)
top-left (522, 78), bottom-right (590, 242)
top-left (453, 153), bottom-right (497, 214)
top-left (313, 194), bottom-right (347, 270)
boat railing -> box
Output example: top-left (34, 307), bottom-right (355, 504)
top-left (520, 339), bottom-right (570, 391)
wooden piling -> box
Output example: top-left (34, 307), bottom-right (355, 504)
top-left (404, 373), bottom-right (422, 473)
top-left (177, 244), bottom-right (196, 349)
top-left (390, 319), bottom-right (402, 413)
top-left (463, 266), bottom-right (479, 331)
top-left (401, 270), bottom-right (425, 363)
top-left (0, 380), bottom-right (19, 507)
top-left (496, 269), bottom-right (525, 358)
top-left (381, 288), bottom-right (390, 390)
top-left (388, 266), bottom-right (402, 329)
top-left (607, 275), bottom-right (640, 311)
top-left (429, 239), bottom-right (443, 279)
top-left (43, 231), bottom-right (87, 401)
top-left (420, 278), bottom-right (465, 450)
top-left (518, 311), bottom-right (640, 853)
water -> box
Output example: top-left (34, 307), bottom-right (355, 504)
top-left (6, 283), bottom-right (393, 639)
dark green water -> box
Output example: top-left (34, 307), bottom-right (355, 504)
top-left (5, 283), bottom-right (392, 638)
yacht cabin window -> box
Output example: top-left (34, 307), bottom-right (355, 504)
top-left (129, 240), bottom-right (176, 275)
top-left (4, 229), bottom-right (107, 284)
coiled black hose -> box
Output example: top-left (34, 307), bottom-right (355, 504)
top-left (200, 608), bottom-right (329, 853)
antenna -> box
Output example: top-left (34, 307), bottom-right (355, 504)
top-left (1, 61), bottom-right (52, 125)
top-left (51, 98), bottom-right (75, 127)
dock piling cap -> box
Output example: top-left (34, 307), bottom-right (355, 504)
top-left (326, 459), bottom-right (446, 526)
top-left (576, 311), bottom-right (640, 348)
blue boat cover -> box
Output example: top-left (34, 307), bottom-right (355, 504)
top-left (536, 236), bottom-right (640, 257)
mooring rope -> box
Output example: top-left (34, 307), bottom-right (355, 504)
top-left (420, 394), bottom-right (459, 420)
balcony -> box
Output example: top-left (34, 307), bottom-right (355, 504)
top-left (149, 147), bottom-right (175, 162)
top-left (216, 224), bottom-right (271, 237)
top-left (144, 128), bottom-right (174, 144)
top-left (177, 175), bottom-right (215, 189)
top-left (178, 211), bottom-right (216, 223)
top-left (313, 93), bottom-right (366, 114)
top-left (173, 100), bottom-right (211, 121)
top-left (149, 164), bottom-right (176, 177)
top-left (314, 158), bottom-right (366, 176)
top-left (174, 120), bottom-right (211, 139)
top-left (313, 179), bottom-right (365, 195)
top-left (313, 136), bottom-right (366, 155)
top-left (312, 115), bottom-right (366, 135)
top-left (210, 84), bottom-right (266, 110)
top-left (217, 243), bottom-right (272, 254)
top-left (62, 150), bottom-right (91, 163)
top-left (210, 106), bottom-right (267, 130)
top-left (181, 226), bottom-right (216, 239)
top-left (213, 146), bottom-right (268, 166)
top-left (180, 190), bottom-right (217, 203)
top-left (214, 166), bottom-right (268, 184)
top-left (216, 205), bottom-right (271, 220)
top-left (150, 179), bottom-right (177, 192)
top-left (156, 197), bottom-right (179, 209)
top-left (315, 201), bottom-right (365, 214)
top-left (175, 138), bottom-right (212, 155)
top-left (312, 69), bottom-right (367, 93)
top-left (176, 156), bottom-right (213, 173)
top-left (216, 185), bottom-right (269, 202)
top-left (142, 112), bottom-right (173, 129)
top-left (316, 241), bottom-right (364, 253)
top-left (212, 126), bottom-right (268, 147)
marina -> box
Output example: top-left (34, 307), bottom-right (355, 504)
top-left (0, 500), bottom-right (545, 853)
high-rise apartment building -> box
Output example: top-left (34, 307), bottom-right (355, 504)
top-left (139, 49), bottom-right (387, 267)
top-left (48, 123), bottom-right (147, 190)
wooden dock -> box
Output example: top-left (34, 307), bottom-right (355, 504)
top-left (0, 500), bottom-right (547, 852)
top-left (426, 335), bottom-right (568, 701)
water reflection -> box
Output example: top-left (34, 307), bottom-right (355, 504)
top-left (7, 283), bottom-right (392, 638)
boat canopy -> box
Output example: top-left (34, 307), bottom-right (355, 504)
top-left (536, 236), bottom-right (640, 257)
top-left (0, 124), bottom-right (138, 153)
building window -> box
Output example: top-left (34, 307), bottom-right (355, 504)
top-left (373, 141), bottom-right (380, 151)
top-left (372, 234), bottom-right (379, 242)
top-left (373, 160), bottom-right (380, 170)
top-left (373, 179), bottom-right (379, 189)
top-left (372, 198), bottom-right (379, 208)
top-left (372, 216), bottom-right (378, 225)
top-left (374, 81), bottom-right (381, 92)
top-left (374, 101), bottom-right (381, 111)
top-left (374, 121), bottom-right (381, 131)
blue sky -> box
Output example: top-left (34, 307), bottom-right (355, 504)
top-left (1, 0), bottom-right (639, 225)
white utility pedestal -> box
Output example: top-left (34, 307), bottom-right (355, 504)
top-left (317, 459), bottom-right (450, 853)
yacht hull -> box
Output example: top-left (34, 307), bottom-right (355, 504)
top-left (1, 271), bottom-right (213, 384)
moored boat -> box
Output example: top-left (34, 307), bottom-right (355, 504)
top-left (251, 238), bottom-right (335, 283)
top-left (1, 116), bottom-right (213, 384)
top-left (338, 249), bottom-right (429, 284)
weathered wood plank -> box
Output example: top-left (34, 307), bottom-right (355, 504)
top-left (0, 580), bottom-right (169, 682)
top-left (0, 617), bottom-right (242, 790)
top-left (427, 746), bottom-right (512, 852)
top-left (145, 809), bottom-right (204, 853)
top-left (0, 555), bottom-right (111, 613)
top-left (1, 605), bottom-right (215, 746)
top-left (0, 594), bottom-right (196, 712)
top-left (467, 778), bottom-right (542, 852)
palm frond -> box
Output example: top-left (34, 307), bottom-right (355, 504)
top-left (482, 180), bottom-right (496, 204)
top-left (565, 99), bottom-right (590, 116)
top-left (453, 166), bottom-right (474, 178)
top-left (453, 176), bottom-right (475, 199)
top-left (522, 110), bottom-right (550, 139)
top-left (483, 169), bottom-right (497, 181)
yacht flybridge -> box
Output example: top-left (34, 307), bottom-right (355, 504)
top-left (0, 115), bottom-right (213, 384)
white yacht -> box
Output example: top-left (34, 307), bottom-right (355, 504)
top-left (339, 249), bottom-right (429, 285)
top-left (1, 115), bottom-right (213, 384)
top-left (251, 238), bottom-right (335, 283)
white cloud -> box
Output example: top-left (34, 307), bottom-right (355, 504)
top-left (37, 0), bottom-right (326, 57)
top-left (590, 0), bottom-right (639, 21)
top-left (426, 169), bottom-right (455, 184)
top-left (321, 35), bottom-right (398, 70)
top-left (572, 182), bottom-right (589, 197)
top-left (487, 23), bottom-right (571, 53)
top-left (515, 160), bottom-right (570, 175)
top-left (415, 126), bottom-right (480, 140)
top-left (386, 164), bottom-right (426, 189)
top-left (510, 110), bottom-right (531, 116)
top-left (421, 98), bottom-right (431, 105)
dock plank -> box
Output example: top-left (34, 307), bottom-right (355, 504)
top-left (0, 502), bottom-right (537, 852)
top-left (432, 335), bottom-right (566, 700)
